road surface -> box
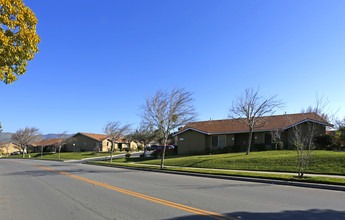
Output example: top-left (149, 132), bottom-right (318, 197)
top-left (0, 159), bottom-right (344, 220)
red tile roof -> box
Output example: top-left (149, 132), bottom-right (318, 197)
top-left (79, 133), bottom-right (109, 141)
top-left (177, 113), bottom-right (330, 135)
top-left (31, 139), bottom-right (63, 146)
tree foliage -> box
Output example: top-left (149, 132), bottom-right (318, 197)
top-left (141, 88), bottom-right (197, 168)
top-left (229, 88), bottom-right (283, 155)
top-left (0, 0), bottom-right (40, 84)
top-left (337, 117), bottom-right (345, 138)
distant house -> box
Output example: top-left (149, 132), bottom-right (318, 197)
top-left (31, 139), bottom-right (63, 153)
top-left (0, 142), bottom-right (21, 155)
top-left (174, 113), bottom-right (330, 154)
top-left (64, 132), bottom-right (138, 152)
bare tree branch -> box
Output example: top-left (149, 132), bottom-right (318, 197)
top-left (11, 127), bottom-right (42, 158)
top-left (229, 88), bottom-right (284, 155)
top-left (140, 88), bottom-right (197, 168)
top-left (103, 121), bottom-right (131, 163)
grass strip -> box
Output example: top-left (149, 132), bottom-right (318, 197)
top-left (88, 161), bottom-right (345, 186)
top-left (137, 150), bottom-right (345, 175)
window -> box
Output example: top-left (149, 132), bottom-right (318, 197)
top-left (218, 135), bottom-right (226, 148)
top-left (212, 135), bottom-right (226, 148)
top-left (212, 136), bottom-right (218, 147)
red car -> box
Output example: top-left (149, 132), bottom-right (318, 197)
top-left (154, 145), bottom-right (175, 152)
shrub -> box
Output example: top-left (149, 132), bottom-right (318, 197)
top-left (254, 144), bottom-right (266, 151)
top-left (137, 145), bottom-right (144, 151)
top-left (230, 144), bottom-right (241, 153)
top-left (314, 134), bottom-right (335, 150)
top-left (124, 148), bottom-right (130, 152)
top-left (125, 153), bottom-right (131, 158)
top-left (277, 142), bottom-right (284, 150)
top-left (151, 150), bottom-right (159, 158)
top-left (188, 150), bottom-right (204, 156)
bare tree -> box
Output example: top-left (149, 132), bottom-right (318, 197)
top-left (270, 128), bottom-right (283, 150)
top-left (55, 133), bottom-right (73, 160)
top-left (11, 127), bottom-right (42, 158)
top-left (103, 121), bottom-right (131, 163)
top-left (130, 124), bottom-right (157, 158)
top-left (229, 88), bottom-right (284, 155)
top-left (141, 88), bottom-right (197, 168)
top-left (293, 97), bottom-right (330, 178)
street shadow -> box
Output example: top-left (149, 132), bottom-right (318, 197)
top-left (167, 209), bottom-right (345, 220)
top-left (175, 182), bottom-right (269, 190)
top-left (187, 159), bottom-right (214, 167)
top-left (0, 168), bottom-right (134, 177)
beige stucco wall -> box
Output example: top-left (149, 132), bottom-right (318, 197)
top-left (100, 140), bottom-right (137, 152)
top-left (0, 143), bottom-right (20, 155)
top-left (177, 130), bottom-right (207, 154)
top-left (101, 139), bottom-right (112, 152)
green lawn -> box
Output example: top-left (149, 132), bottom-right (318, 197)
top-left (88, 161), bottom-right (345, 186)
top-left (137, 150), bottom-right (345, 175)
top-left (5, 152), bottom-right (122, 161)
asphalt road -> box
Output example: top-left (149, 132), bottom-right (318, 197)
top-left (0, 159), bottom-right (344, 220)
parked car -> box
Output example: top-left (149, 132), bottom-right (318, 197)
top-left (147, 145), bottom-right (158, 151)
top-left (11, 151), bottom-right (21, 155)
top-left (154, 145), bottom-right (175, 152)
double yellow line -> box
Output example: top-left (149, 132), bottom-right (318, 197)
top-left (32, 164), bottom-right (237, 220)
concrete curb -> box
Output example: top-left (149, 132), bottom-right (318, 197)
top-left (85, 162), bottom-right (345, 192)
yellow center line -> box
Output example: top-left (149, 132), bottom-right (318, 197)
top-left (31, 164), bottom-right (237, 220)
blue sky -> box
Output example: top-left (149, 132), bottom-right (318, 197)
top-left (1, 0), bottom-right (344, 134)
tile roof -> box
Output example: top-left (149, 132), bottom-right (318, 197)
top-left (177, 113), bottom-right (330, 135)
top-left (79, 133), bottom-right (109, 141)
top-left (31, 139), bottom-right (63, 146)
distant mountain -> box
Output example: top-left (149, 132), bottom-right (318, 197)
top-left (0, 132), bottom-right (74, 143)
top-left (0, 132), bottom-right (13, 142)
top-left (43, 133), bottom-right (74, 139)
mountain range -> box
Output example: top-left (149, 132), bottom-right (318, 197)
top-left (0, 133), bottom-right (74, 143)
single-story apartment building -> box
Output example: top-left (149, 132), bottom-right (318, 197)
top-left (174, 113), bottom-right (330, 154)
top-left (0, 142), bottom-right (21, 155)
top-left (64, 132), bottom-right (138, 152)
top-left (31, 138), bottom-right (64, 153)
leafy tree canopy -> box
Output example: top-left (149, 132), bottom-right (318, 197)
top-left (0, 0), bottom-right (40, 84)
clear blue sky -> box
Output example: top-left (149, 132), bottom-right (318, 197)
top-left (1, 0), bottom-right (344, 134)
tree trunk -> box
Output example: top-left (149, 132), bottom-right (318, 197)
top-left (143, 142), bottom-right (147, 159)
top-left (246, 128), bottom-right (253, 155)
top-left (110, 140), bottom-right (114, 163)
top-left (160, 135), bottom-right (168, 169)
top-left (58, 145), bottom-right (61, 160)
top-left (22, 146), bottom-right (26, 158)
top-left (41, 146), bottom-right (44, 157)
